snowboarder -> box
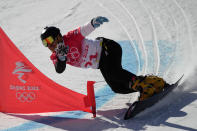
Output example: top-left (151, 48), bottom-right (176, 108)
top-left (40, 16), bottom-right (168, 101)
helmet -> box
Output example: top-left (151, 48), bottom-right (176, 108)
top-left (40, 26), bottom-right (61, 47)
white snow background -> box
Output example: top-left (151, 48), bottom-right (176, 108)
top-left (0, 0), bottom-right (197, 131)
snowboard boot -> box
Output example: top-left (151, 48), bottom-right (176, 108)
top-left (130, 75), bottom-right (166, 101)
top-left (130, 75), bottom-right (146, 93)
top-left (138, 75), bottom-right (166, 101)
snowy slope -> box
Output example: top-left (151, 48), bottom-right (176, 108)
top-left (1, 0), bottom-right (197, 131)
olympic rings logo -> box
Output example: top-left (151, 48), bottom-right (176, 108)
top-left (67, 47), bottom-right (80, 64)
top-left (16, 92), bottom-right (36, 102)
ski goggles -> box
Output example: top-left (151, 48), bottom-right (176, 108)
top-left (42, 36), bottom-right (54, 47)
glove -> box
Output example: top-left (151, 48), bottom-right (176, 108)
top-left (91, 16), bottom-right (109, 28)
top-left (55, 42), bottom-right (69, 61)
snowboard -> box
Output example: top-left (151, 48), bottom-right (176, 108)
top-left (124, 75), bottom-right (184, 120)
